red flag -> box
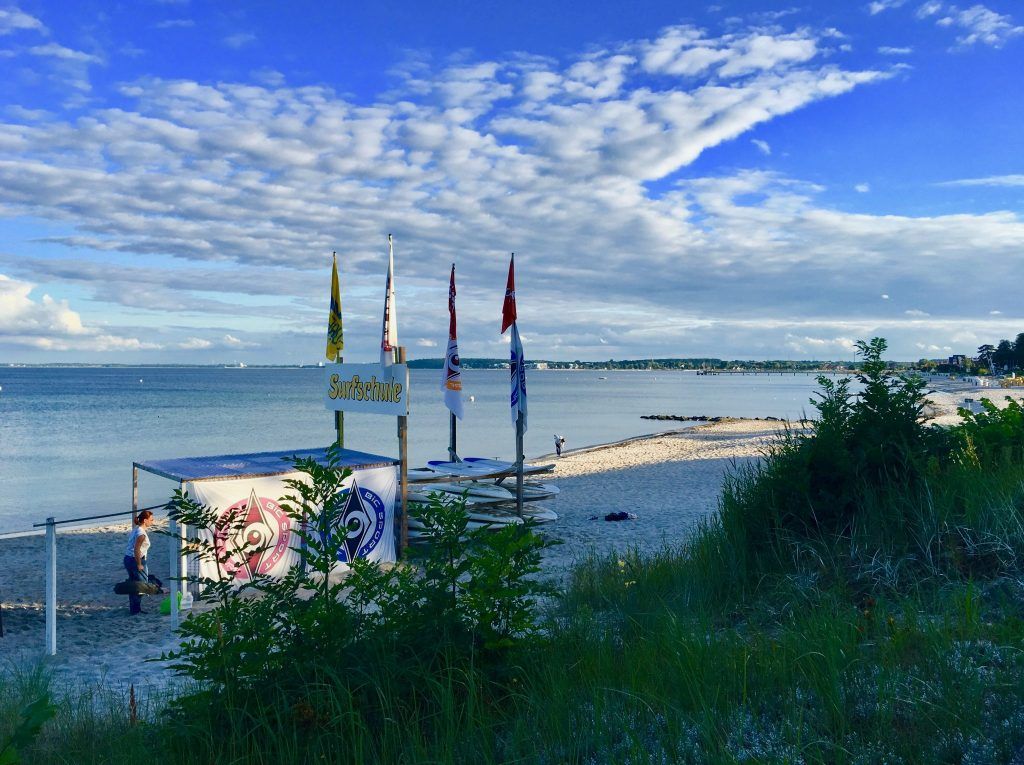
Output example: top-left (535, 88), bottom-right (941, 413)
top-left (448, 264), bottom-right (457, 339)
top-left (500, 253), bottom-right (516, 334)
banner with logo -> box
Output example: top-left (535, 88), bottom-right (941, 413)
top-left (322, 465), bottom-right (397, 568)
top-left (187, 465), bottom-right (397, 584)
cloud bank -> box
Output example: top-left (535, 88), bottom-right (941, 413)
top-left (0, 16), bottom-right (1021, 361)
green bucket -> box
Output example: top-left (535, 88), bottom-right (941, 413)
top-left (159, 591), bottom-right (183, 616)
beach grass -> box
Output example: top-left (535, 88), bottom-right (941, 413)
top-left (4, 341), bottom-right (1024, 763)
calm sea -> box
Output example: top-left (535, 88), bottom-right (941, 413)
top-left (0, 367), bottom-right (830, 533)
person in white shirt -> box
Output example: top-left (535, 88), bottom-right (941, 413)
top-left (123, 510), bottom-right (154, 615)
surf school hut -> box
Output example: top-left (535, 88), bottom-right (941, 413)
top-left (133, 446), bottom-right (400, 632)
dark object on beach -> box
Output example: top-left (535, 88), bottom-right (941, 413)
top-left (114, 580), bottom-right (162, 596)
top-left (588, 511), bottom-right (638, 522)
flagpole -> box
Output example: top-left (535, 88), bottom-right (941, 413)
top-left (515, 411), bottom-right (524, 518)
top-left (449, 412), bottom-right (458, 462)
top-left (397, 345), bottom-right (409, 553)
top-left (332, 251), bottom-right (344, 447)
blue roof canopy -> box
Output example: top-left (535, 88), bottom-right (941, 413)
top-left (134, 447), bottom-right (398, 483)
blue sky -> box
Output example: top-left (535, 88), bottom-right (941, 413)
top-left (0, 0), bottom-right (1022, 363)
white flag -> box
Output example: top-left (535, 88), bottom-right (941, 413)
top-left (380, 234), bottom-right (398, 367)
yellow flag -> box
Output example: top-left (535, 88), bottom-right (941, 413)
top-left (326, 253), bottom-right (343, 361)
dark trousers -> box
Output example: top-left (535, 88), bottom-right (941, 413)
top-left (123, 555), bottom-right (147, 614)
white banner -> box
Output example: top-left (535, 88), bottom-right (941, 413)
top-left (188, 465), bottom-right (397, 584)
top-left (324, 363), bottom-right (409, 415)
top-left (188, 473), bottom-right (307, 584)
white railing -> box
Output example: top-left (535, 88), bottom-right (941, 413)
top-left (23, 505), bottom-right (168, 656)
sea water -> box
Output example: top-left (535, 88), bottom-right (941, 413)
top-left (0, 366), bottom-right (832, 533)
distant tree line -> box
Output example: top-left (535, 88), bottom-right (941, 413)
top-left (974, 333), bottom-right (1024, 373)
top-left (407, 357), bottom-right (879, 372)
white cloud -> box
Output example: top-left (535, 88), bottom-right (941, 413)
top-left (641, 26), bottom-right (820, 79)
top-left (751, 138), bottom-right (771, 155)
top-left (223, 32), bottom-right (256, 49)
top-left (881, 294), bottom-right (890, 299)
top-left (178, 337), bottom-right (212, 349)
top-left (28, 42), bottom-right (101, 63)
top-left (868, 0), bottom-right (906, 14)
top-left (415, 338), bottom-right (438, 347)
top-left (784, 335), bottom-right (857, 355)
top-left (0, 274), bottom-right (158, 351)
top-left (0, 6), bottom-right (45, 35)
top-left (904, 309), bottom-right (930, 316)
top-left (855, 183), bottom-right (870, 192)
top-left (155, 19), bottom-right (195, 30)
top-left (990, 310), bottom-right (1002, 315)
top-left (917, 3), bottom-right (1024, 47)
top-left (939, 174), bottom-right (1024, 187)
top-left (878, 45), bottom-right (913, 54)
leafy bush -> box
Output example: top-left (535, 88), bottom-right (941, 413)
top-left (711, 337), bottom-right (1024, 592)
top-left (725, 339), bottom-right (948, 547)
top-left (161, 446), bottom-right (554, 758)
top-left (957, 396), bottom-right (1024, 465)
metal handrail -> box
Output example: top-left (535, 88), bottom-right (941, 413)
top-left (32, 503), bottom-right (169, 528)
top-left (0, 528), bottom-right (42, 540)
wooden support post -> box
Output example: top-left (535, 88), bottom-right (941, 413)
top-left (335, 355), bottom-right (344, 447)
top-left (397, 346), bottom-right (409, 553)
top-left (45, 517), bottom-right (56, 656)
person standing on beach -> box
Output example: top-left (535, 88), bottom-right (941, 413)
top-left (124, 510), bottom-right (154, 615)
top-left (554, 434), bottom-right (565, 457)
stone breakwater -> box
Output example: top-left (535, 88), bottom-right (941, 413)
top-left (642, 414), bottom-right (784, 422)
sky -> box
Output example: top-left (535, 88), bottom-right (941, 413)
top-left (0, 0), bottom-right (1022, 364)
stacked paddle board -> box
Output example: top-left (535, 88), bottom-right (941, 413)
top-left (405, 457), bottom-right (559, 539)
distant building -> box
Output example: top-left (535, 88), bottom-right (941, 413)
top-left (948, 354), bottom-right (967, 369)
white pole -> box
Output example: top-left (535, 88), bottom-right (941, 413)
top-left (169, 482), bottom-right (182, 632)
top-left (180, 520), bottom-right (188, 608)
top-left (45, 517), bottom-right (56, 656)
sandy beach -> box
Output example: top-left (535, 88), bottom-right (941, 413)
top-left (0, 418), bottom-right (782, 693)
top-left (2, 379), bottom-right (1021, 694)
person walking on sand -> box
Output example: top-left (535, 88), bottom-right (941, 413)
top-left (554, 434), bottom-right (566, 457)
top-left (124, 510), bottom-right (154, 615)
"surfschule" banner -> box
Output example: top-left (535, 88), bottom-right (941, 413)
top-left (323, 363), bottom-right (409, 416)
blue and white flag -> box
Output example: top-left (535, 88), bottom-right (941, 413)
top-left (509, 323), bottom-right (527, 430)
top-left (441, 264), bottom-right (464, 419)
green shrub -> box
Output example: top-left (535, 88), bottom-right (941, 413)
top-left (958, 395), bottom-right (1024, 465)
top-left (160, 446), bottom-right (554, 760)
